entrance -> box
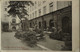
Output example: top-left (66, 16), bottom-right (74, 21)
top-left (62, 17), bottom-right (70, 33)
top-left (49, 19), bottom-right (54, 29)
top-left (43, 21), bottom-right (46, 29)
top-left (12, 26), bottom-right (16, 31)
top-left (39, 22), bottom-right (41, 28)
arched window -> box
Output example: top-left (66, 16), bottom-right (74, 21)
top-left (12, 19), bottom-right (16, 23)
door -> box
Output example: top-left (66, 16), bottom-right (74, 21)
top-left (62, 17), bottom-right (70, 33)
top-left (49, 19), bottom-right (54, 29)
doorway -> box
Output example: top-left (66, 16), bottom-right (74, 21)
top-left (62, 17), bottom-right (70, 33)
top-left (12, 26), bottom-right (16, 31)
top-left (49, 19), bottom-right (54, 29)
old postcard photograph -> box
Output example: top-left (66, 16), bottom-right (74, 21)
top-left (0, 0), bottom-right (79, 52)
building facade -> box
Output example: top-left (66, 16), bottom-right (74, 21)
top-left (26, 1), bottom-right (72, 34)
top-left (8, 15), bottom-right (21, 31)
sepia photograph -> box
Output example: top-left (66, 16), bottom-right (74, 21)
top-left (1, 0), bottom-right (72, 51)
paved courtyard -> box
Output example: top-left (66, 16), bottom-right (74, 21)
top-left (1, 32), bottom-right (43, 50)
top-left (1, 32), bottom-right (65, 50)
top-left (37, 33), bottom-right (65, 50)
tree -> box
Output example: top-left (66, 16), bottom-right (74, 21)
top-left (8, 1), bottom-right (34, 31)
top-left (8, 1), bottom-right (33, 19)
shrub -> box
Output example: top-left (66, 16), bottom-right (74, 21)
top-left (15, 30), bottom-right (37, 47)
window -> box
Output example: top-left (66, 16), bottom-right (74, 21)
top-left (49, 2), bottom-right (53, 12)
top-left (38, 1), bottom-right (41, 6)
top-left (29, 14), bottom-right (30, 19)
top-left (39, 9), bottom-right (41, 16)
top-left (12, 19), bottom-right (16, 23)
top-left (30, 6), bottom-right (31, 11)
top-left (30, 14), bottom-right (32, 19)
top-left (38, 1), bottom-right (39, 6)
top-left (5, 8), bottom-right (7, 11)
top-left (35, 11), bottom-right (37, 17)
top-left (30, 14), bottom-right (31, 18)
top-left (35, 1), bottom-right (36, 4)
top-left (30, 23), bottom-right (32, 27)
top-left (43, 1), bottom-right (46, 3)
top-left (35, 1), bottom-right (36, 8)
top-left (43, 6), bottom-right (46, 14)
top-left (40, 1), bottom-right (41, 5)
top-left (33, 13), bottom-right (34, 18)
top-left (69, 1), bottom-right (72, 5)
top-left (35, 20), bottom-right (37, 24)
top-left (32, 5), bottom-right (34, 10)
